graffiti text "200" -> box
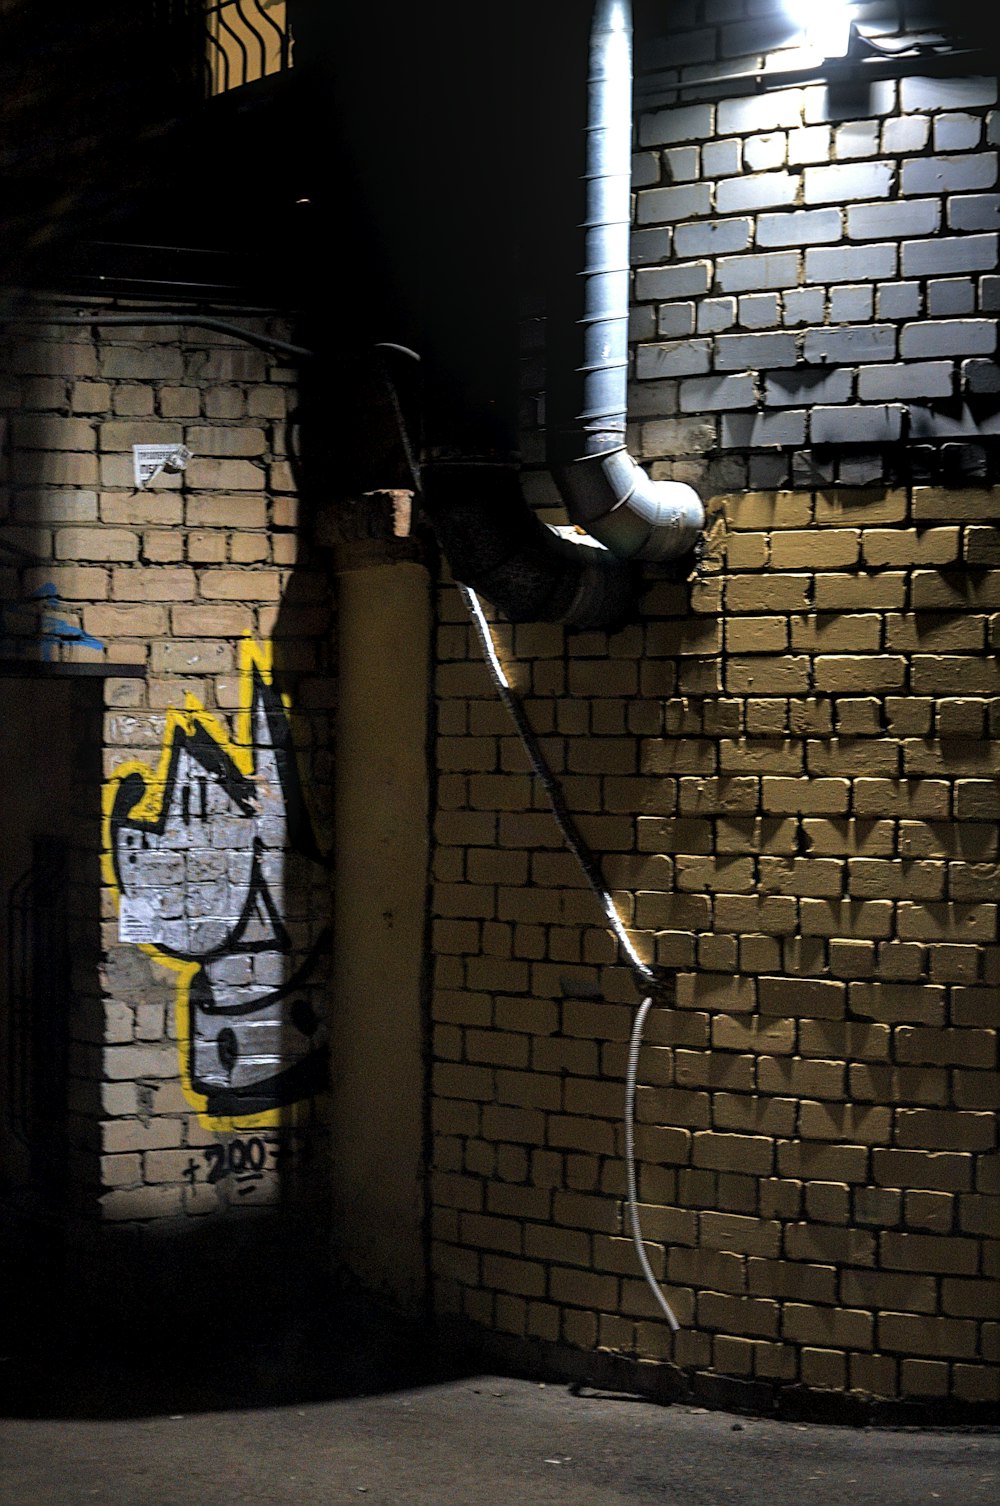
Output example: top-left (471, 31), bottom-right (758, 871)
top-left (203, 1137), bottom-right (268, 1183)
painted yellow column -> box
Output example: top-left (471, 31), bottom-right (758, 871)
top-left (328, 509), bottom-right (431, 1316)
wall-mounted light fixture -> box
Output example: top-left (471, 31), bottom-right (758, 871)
top-left (784, 0), bottom-right (856, 60)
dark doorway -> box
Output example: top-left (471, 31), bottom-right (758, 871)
top-left (0, 668), bottom-right (106, 1351)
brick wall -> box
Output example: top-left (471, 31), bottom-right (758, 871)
top-left (1, 0), bottom-right (996, 1412)
top-left (427, 1), bottom-right (999, 1411)
top-left (0, 311), bottom-right (334, 1238)
top-left (429, 493), bottom-right (998, 1409)
top-left (629, 2), bottom-right (999, 495)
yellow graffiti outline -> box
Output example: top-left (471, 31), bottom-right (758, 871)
top-left (102, 635), bottom-right (308, 1132)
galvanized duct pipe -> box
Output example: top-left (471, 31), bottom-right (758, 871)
top-left (555, 0), bottom-right (704, 562)
top-left (410, 0), bottom-right (704, 623)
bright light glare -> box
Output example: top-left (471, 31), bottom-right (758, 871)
top-left (784, 0), bottom-right (854, 58)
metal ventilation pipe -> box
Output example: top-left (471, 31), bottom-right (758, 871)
top-left (555, 0), bottom-right (704, 562)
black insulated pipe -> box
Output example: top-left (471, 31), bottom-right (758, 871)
top-left (420, 462), bottom-right (636, 629)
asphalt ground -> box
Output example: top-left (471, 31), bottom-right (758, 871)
top-left (1, 1248), bottom-right (996, 1506)
top-left (2, 1367), bottom-right (998, 1506)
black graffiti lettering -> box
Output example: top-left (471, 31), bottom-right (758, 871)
top-left (200, 1136), bottom-right (272, 1183)
top-left (217, 1027), bottom-right (239, 1073)
top-left (110, 663), bottom-right (332, 1117)
top-left (204, 1144), bottom-right (227, 1183)
top-left (252, 891), bottom-right (269, 933)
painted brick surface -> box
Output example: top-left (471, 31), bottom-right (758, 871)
top-left (828, 287), bottom-right (874, 324)
top-left (901, 77), bottom-right (998, 113)
top-left (429, 473), bottom-right (999, 1404)
top-left (811, 405), bottom-right (905, 445)
top-left (715, 172), bottom-right (798, 214)
top-left (674, 219), bottom-right (753, 257)
top-left (637, 183), bottom-right (713, 225)
top-left (11, 0), bottom-right (994, 1417)
top-left (901, 154), bottom-right (998, 196)
top-left (902, 234), bottom-right (999, 277)
top-left (900, 321), bottom-right (996, 359)
top-left (757, 210), bottom-right (841, 247)
top-left (949, 195), bottom-right (1000, 232)
top-left (857, 364), bottom-right (954, 401)
top-left (877, 282), bottom-right (922, 320)
top-left (927, 280), bottom-right (976, 316)
top-left (805, 245), bottom-right (898, 284)
top-left (804, 162), bottom-right (895, 204)
top-left (623, 10), bottom-right (1000, 486)
top-left (426, 1), bottom-right (1000, 1413)
top-left (0, 313), bottom-right (334, 1233)
top-left (847, 199), bottom-right (941, 240)
top-left (714, 253), bottom-right (799, 293)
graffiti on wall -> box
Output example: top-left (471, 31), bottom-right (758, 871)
top-left (0, 579), bottom-right (104, 660)
top-left (103, 638), bottom-right (332, 1128)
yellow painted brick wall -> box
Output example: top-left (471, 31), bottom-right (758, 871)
top-left (428, 485), bottom-right (999, 1407)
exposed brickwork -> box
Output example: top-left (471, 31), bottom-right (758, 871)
top-left (428, 481), bottom-right (999, 1403)
top-left (627, 2), bottom-right (1000, 495)
top-left (2, 2), bottom-right (997, 1416)
top-left (0, 311), bottom-right (334, 1228)
top-left (426, 0), bottom-right (999, 1409)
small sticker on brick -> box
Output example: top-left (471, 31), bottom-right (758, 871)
top-left (132, 444), bottom-right (192, 489)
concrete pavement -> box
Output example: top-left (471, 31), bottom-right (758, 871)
top-left (2, 1369), bottom-right (998, 1506)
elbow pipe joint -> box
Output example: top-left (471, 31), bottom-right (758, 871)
top-left (555, 447), bottom-right (704, 562)
top-left (420, 460), bottom-right (638, 630)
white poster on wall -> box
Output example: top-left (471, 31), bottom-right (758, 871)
top-left (117, 893), bottom-right (163, 945)
top-left (132, 444), bottom-right (192, 489)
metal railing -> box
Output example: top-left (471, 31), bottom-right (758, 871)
top-left (205, 0), bottom-right (292, 96)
